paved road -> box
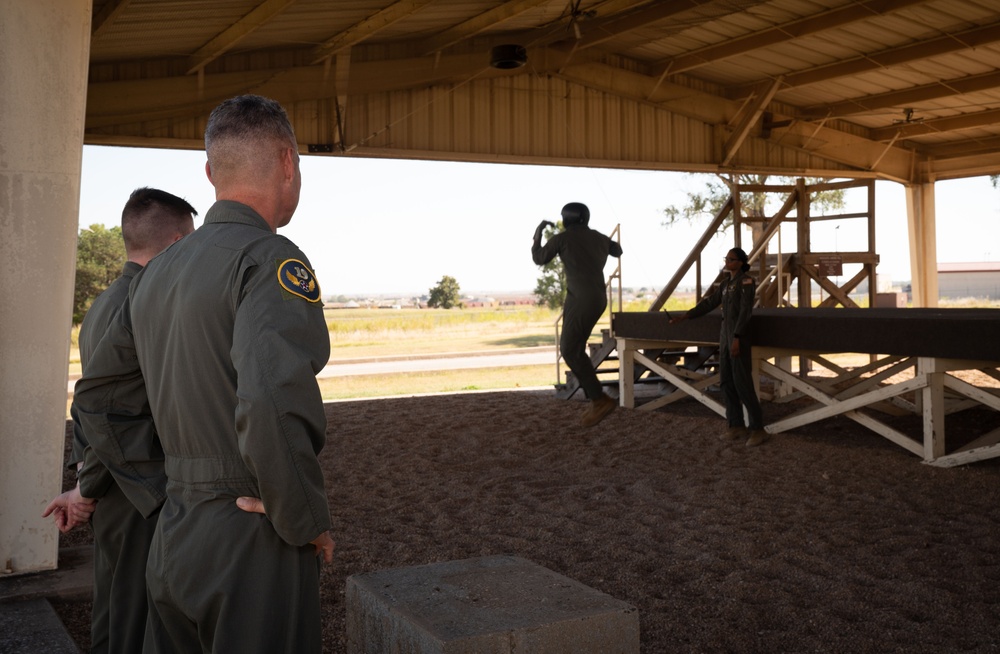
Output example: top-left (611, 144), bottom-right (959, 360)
top-left (69, 347), bottom-right (558, 390)
top-left (317, 347), bottom-right (557, 378)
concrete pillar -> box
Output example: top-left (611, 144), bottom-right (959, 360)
top-left (904, 182), bottom-right (939, 308)
top-left (0, 0), bottom-right (92, 574)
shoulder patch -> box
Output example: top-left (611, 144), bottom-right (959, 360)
top-left (742, 277), bottom-right (754, 285)
top-left (277, 258), bottom-right (321, 302)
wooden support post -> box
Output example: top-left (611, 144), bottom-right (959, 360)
top-left (905, 183), bottom-right (939, 308)
top-left (617, 338), bottom-right (635, 409)
top-left (920, 357), bottom-right (947, 461)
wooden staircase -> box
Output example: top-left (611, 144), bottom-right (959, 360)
top-left (556, 329), bottom-right (720, 399)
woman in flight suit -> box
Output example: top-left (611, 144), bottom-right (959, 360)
top-left (671, 247), bottom-right (767, 447)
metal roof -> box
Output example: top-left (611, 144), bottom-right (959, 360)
top-left (86, 0), bottom-right (1000, 183)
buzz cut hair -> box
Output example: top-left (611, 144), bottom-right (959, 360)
top-left (121, 187), bottom-right (197, 254)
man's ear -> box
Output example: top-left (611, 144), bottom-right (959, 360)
top-left (205, 160), bottom-right (214, 184)
top-left (281, 147), bottom-right (296, 182)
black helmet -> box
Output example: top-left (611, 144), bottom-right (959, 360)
top-left (561, 202), bottom-right (590, 226)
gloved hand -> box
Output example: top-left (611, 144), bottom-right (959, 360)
top-left (534, 220), bottom-right (554, 239)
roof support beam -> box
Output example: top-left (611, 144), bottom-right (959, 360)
top-left (572, 0), bottom-right (717, 50)
top-left (722, 78), bottom-right (783, 166)
top-left (87, 51), bottom-right (510, 128)
top-left (733, 20), bottom-right (1000, 98)
top-left (922, 135), bottom-right (1000, 158)
top-left (871, 107), bottom-right (1000, 141)
top-left (650, 0), bottom-right (928, 79)
top-left (804, 70), bottom-right (1000, 118)
top-left (91, 0), bottom-right (132, 40)
top-left (415, 0), bottom-right (550, 55)
top-left (187, 0), bottom-right (298, 75)
top-left (334, 51), bottom-right (351, 147)
top-left (310, 0), bottom-right (434, 64)
top-left (921, 150), bottom-right (1000, 179)
top-left (554, 62), bottom-right (915, 181)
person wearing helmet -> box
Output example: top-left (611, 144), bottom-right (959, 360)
top-left (532, 202), bottom-right (623, 427)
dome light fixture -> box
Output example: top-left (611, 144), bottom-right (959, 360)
top-left (490, 44), bottom-right (527, 69)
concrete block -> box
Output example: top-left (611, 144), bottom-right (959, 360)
top-left (346, 555), bottom-right (639, 654)
top-left (875, 292), bottom-right (907, 308)
top-left (0, 599), bottom-right (80, 653)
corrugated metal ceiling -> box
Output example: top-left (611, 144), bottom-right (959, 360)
top-left (86, 0), bottom-right (1000, 182)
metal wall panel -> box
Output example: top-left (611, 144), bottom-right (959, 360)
top-left (85, 68), bottom-right (863, 175)
top-left (328, 76), bottom-right (853, 174)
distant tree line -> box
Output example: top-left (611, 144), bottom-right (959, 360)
top-left (73, 224), bottom-right (126, 325)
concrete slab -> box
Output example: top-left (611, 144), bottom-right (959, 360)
top-left (346, 554), bottom-right (639, 654)
top-left (0, 598), bottom-right (80, 653)
top-left (0, 546), bottom-right (93, 603)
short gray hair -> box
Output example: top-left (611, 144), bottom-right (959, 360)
top-left (204, 95), bottom-right (296, 153)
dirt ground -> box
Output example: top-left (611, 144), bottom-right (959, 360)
top-left (53, 389), bottom-right (1000, 653)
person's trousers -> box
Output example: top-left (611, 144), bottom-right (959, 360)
top-left (561, 291), bottom-right (607, 400)
top-left (90, 483), bottom-right (159, 654)
top-left (143, 491), bottom-right (322, 654)
top-left (719, 340), bottom-right (764, 430)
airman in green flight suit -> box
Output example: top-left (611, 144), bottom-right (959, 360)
top-left (75, 95), bottom-right (334, 653)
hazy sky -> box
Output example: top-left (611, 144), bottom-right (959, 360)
top-left (79, 146), bottom-right (999, 297)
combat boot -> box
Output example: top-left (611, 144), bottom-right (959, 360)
top-left (581, 393), bottom-right (617, 427)
top-left (721, 426), bottom-right (746, 442)
top-left (746, 429), bottom-right (770, 447)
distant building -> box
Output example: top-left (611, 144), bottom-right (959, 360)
top-left (938, 262), bottom-right (1000, 300)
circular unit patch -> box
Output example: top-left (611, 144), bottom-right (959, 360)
top-left (277, 258), bottom-right (321, 302)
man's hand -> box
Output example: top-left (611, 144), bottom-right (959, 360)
top-left (669, 314), bottom-right (687, 325)
top-left (42, 484), bottom-right (96, 533)
top-left (237, 497), bottom-right (335, 563)
top-left (310, 531), bottom-right (335, 563)
top-left (236, 496), bottom-right (266, 515)
top-left (731, 336), bottom-right (741, 357)
top-left (534, 220), bottom-right (554, 240)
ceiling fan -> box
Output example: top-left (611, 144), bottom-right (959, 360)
top-left (893, 108), bottom-right (924, 124)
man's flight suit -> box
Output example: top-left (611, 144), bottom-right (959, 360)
top-left (532, 224), bottom-right (623, 399)
top-left (72, 261), bottom-right (159, 654)
top-left (76, 201), bottom-right (332, 653)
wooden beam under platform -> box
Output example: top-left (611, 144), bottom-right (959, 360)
top-left (612, 309), bottom-right (1000, 466)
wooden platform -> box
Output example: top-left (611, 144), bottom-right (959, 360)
top-left (612, 309), bottom-right (1000, 467)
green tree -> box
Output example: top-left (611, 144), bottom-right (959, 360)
top-left (533, 222), bottom-right (566, 310)
top-left (427, 275), bottom-right (462, 309)
top-left (74, 224), bottom-right (126, 324)
top-left (663, 173), bottom-right (845, 245)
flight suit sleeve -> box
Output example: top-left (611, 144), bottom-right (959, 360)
top-left (73, 301), bottom-right (166, 517)
top-left (68, 404), bottom-right (86, 469)
top-left (687, 284), bottom-right (723, 319)
top-left (76, 445), bottom-right (115, 499)
top-left (231, 247), bottom-right (332, 547)
top-left (69, 404), bottom-right (115, 498)
top-left (532, 232), bottom-right (563, 266)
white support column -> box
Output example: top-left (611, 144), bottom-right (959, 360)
top-left (904, 182), bottom-right (939, 308)
top-left (0, 0), bottom-right (92, 574)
